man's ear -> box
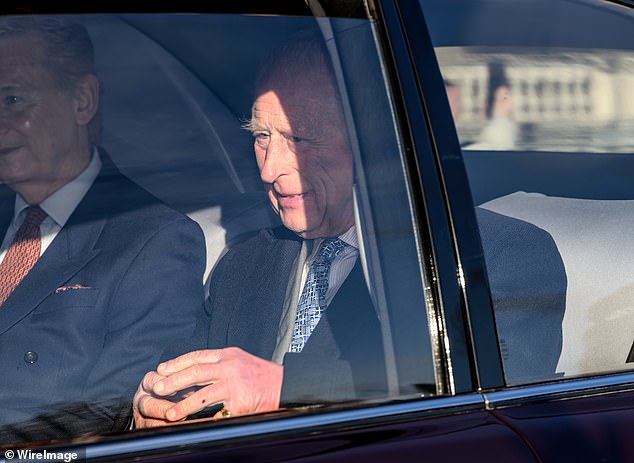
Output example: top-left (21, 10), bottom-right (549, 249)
top-left (73, 73), bottom-right (99, 126)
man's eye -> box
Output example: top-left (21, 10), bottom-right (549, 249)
top-left (253, 132), bottom-right (270, 147)
top-left (4, 95), bottom-right (21, 105)
top-left (288, 136), bottom-right (303, 143)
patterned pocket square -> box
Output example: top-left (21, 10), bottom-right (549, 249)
top-left (54, 284), bottom-right (92, 294)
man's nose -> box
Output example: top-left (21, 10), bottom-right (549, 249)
top-left (260, 136), bottom-right (290, 184)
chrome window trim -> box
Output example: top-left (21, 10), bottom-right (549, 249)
top-left (79, 395), bottom-right (484, 460)
top-left (484, 371), bottom-right (634, 409)
top-left (22, 373), bottom-right (634, 459)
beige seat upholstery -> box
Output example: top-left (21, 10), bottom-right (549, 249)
top-left (481, 191), bottom-right (634, 377)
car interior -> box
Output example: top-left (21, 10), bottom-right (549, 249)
top-left (89, 5), bottom-right (634, 388)
top-left (88, 14), bottom-right (291, 280)
top-left (87, 12), bottom-right (437, 399)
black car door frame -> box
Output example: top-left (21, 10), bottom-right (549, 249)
top-left (374, 0), bottom-right (505, 393)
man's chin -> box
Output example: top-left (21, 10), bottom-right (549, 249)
top-left (279, 212), bottom-right (310, 236)
top-left (285, 225), bottom-right (310, 238)
top-left (281, 221), bottom-right (313, 239)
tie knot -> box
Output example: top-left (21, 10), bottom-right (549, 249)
top-left (23, 205), bottom-right (48, 229)
top-left (314, 238), bottom-right (347, 265)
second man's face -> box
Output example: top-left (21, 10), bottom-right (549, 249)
top-left (0, 34), bottom-right (90, 201)
top-left (249, 72), bottom-right (355, 239)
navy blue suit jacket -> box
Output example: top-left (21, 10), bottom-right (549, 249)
top-left (0, 153), bottom-right (205, 438)
top-left (189, 226), bottom-right (387, 406)
top-left (477, 208), bottom-right (567, 384)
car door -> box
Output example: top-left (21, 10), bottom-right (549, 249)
top-left (407, 0), bottom-right (634, 461)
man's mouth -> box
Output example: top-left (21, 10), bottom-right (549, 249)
top-left (276, 192), bottom-right (308, 207)
top-left (0, 146), bottom-right (20, 156)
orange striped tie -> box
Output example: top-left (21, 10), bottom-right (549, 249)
top-left (0, 205), bottom-right (48, 305)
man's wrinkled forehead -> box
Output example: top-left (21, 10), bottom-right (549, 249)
top-left (0, 34), bottom-right (52, 87)
top-left (253, 68), bottom-right (342, 126)
top-left (0, 32), bottom-right (47, 65)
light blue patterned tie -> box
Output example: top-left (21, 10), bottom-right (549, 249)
top-left (290, 238), bottom-right (347, 352)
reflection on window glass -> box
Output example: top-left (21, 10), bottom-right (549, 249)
top-left (424, 0), bottom-right (634, 386)
top-left (0, 11), bottom-right (435, 445)
top-left (438, 47), bottom-right (634, 152)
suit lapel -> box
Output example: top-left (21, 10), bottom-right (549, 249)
top-left (326, 261), bottom-right (372, 320)
top-left (0, 171), bottom-right (108, 335)
top-left (227, 230), bottom-right (301, 358)
top-left (0, 192), bottom-right (14, 243)
top-left (302, 261), bottom-right (373, 354)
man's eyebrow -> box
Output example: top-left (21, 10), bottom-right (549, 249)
top-left (241, 118), bottom-right (263, 133)
top-left (0, 85), bottom-right (22, 92)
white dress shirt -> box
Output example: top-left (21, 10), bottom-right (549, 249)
top-left (0, 150), bottom-right (101, 261)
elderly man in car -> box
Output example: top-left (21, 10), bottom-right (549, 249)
top-left (134, 32), bottom-right (566, 426)
top-left (134, 33), bottom-right (387, 425)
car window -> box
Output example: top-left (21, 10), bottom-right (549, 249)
top-left (422, 0), bottom-right (634, 384)
top-left (0, 10), bottom-right (438, 446)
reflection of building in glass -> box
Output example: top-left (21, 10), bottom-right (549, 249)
top-left (438, 48), bottom-right (634, 152)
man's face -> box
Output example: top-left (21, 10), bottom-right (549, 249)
top-left (0, 33), bottom-right (90, 201)
top-left (249, 71), bottom-right (355, 239)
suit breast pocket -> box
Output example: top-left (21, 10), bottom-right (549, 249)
top-left (33, 287), bottom-right (100, 315)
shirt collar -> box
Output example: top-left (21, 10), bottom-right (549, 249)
top-left (339, 225), bottom-right (358, 249)
top-left (14, 148), bottom-right (102, 227)
top-left (311, 225), bottom-right (358, 255)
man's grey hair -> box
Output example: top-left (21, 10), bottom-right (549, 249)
top-left (0, 15), bottom-right (102, 144)
top-left (243, 29), bottom-right (342, 134)
top-left (254, 30), bottom-right (337, 96)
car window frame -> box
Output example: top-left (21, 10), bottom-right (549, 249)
top-left (412, 0), bottom-right (634, 391)
top-left (378, 0), bottom-right (504, 393)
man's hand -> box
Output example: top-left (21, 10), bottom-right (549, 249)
top-left (133, 371), bottom-right (178, 428)
top-left (133, 347), bottom-right (283, 428)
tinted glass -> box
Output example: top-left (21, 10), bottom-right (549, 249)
top-left (0, 11), bottom-right (436, 445)
top-left (422, 0), bottom-right (634, 384)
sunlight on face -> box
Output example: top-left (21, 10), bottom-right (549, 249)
top-left (249, 71), bottom-right (355, 239)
